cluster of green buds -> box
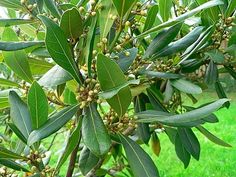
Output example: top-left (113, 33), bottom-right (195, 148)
top-left (131, 2), bottom-right (150, 16)
top-left (186, 65), bottom-right (206, 81)
top-left (41, 165), bottom-right (55, 177)
top-left (76, 78), bottom-right (101, 109)
top-left (0, 166), bottom-right (17, 177)
top-left (26, 150), bottom-right (46, 170)
top-left (177, 6), bottom-right (188, 15)
top-left (212, 14), bottom-right (235, 46)
top-left (155, 59), bottom-right (180, 73)
top-left (19, 0), bottom-right (38, 19)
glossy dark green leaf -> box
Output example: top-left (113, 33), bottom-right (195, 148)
top-left (28, 81), bottom-right (48, 129)
top-left (139, 70), bottom-right (181, 79)
top-left (111, 0), bottom-right (137, 19)
top-left (118, 133), bottom-right (160, 177)
top-left (159, 0), bottom-right (172, 22)
top-left (144, 23), bottom-right (182, 59)
top-left (116, 48), bottom-right (138, 72)
top-left (204, 60), bottom-right (218, 85)
top-left (97, 54), bottom-right (132, 117)
top-left (205, 49), bottom-right (225, 63)
top-left (60, 7), bottom-right (83, 39)
top-left (170, 79), bottom-right (202, 94)
top-left (0, 41), bottom-right (44, 51)
top-left (0, 19), bottom-right (35, 27)
top-left (136, 99), bottom-right (229, 125)
top-left (151, 133), bottom-right (161, 156)
top-left (99, 0), bottom-right (117, 39)
top-left (84, 15), bottom-right (97, 77)
top-left (178, 128), bottom-right (200, 160)
top-left (8, 123), bottom-right (27, 144)
top-left (9, 91), bottom-right (32, 139)
top-left (181, 59), bottom-right (204, 73)
top-left (0, 97), bottom-right (9, 109)
top-left (143, 5), bottom-right (159, 31)
top-left (0, 147), bottom-right (26, 159)
top-left (28, 105), bottom-right (78, 146)
top-left (224, 65), bottom-right (236, 80)
top-left (82, 103), bottom-right (111, 156)
top-left (28, 58), bottom-right (54, 75)
top-left (134, 94), bottom-right (151, 144)
top-left (0, 159), bottom-right (29, 172)
top-left (0, 78), bottom-right (20, 88)
top-left (196, 125), bottom-right (231, 147)
top-left (155, 27), bottom-right (203, 57)
top-left (78, 146), bottom-right (99, 175)
top-left (164, 80), bottom-right (173, 103)
top-left (0, 0), bottom-right (22, 9)
top-left (147, 88), bottom-right (166, 111)
top-left (56, 120), bottom-right (82, 170)
top-left (181, 26), bottom-right (213, 63)
top-left (44, 0), bottom-right (61, 19)
top-left (38, 65), bottom-right (72, 87)
top-left (99, 79), bottom-right (139, 99)
top-left (2, 28), bottom-right (33, 83)
top-left (175, 133), bottom-right (191, 168)
top-left (138, 0), bottom-right (223, 38)
top-left (215, 81), bottom-right (230, 108)
top-left (38, 15), bottom-right (82, 85)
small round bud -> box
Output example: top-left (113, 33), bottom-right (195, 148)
top-left (140, 10), bottom-right (147, 16)
top-left (87, 97), bottom-right (92, 102)
top-left (85, 78), bottom-right (91, 83)
top-left (33, 3), bottom-right (37, 8)
top-left (97, 42), bottom-right (102, 48)
top-left (92, 50), bottom-right (97, 55)
top-left (27, 160), bottom-right (31, 164)
top-left (34, 151), bottom-right (39, 155)
top-left (20, 0), bottom-right (26, 4)
top-left (136, 2), bottom-right (142, 7)
top-left (79, 6), bottom-right (85, 13)
top-left (112, 15), bottom-right (117, 20)
top-left (105, 53), bottom-right (110, 57)
top-left (125, 34), bottom-right (130, 40)
top-left (91, 11), bottom-right (96, 16)
top-left (125, 21), bottom-right (131, 26)
top-left (53, 18), bottom-right (58, 22)
top-left (28, 4), bottom-right (33, 10)
top-left (36, 158), bottom-right (42, 163)
top-left (93, 89), bottom-right (98, 94)
top-left (125, 51), bottom-right (130, 57)
top-left (97, 99), bottom-right (102, 104)
top-left (88, 91), bottom-right (94, 96)
top-left (90, 0), bottom-right (96, 5)
top-left (31, 166), bottom-right (37, 172)
top-left (102, 38), bottom-right (108, 44)
top-left (115, 44), bottom-right (122, 51)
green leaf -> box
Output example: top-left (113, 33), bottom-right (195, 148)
top-left (0, 147), bottom-right (26, 160)
top-left (84, 15), bottom-right (97, 77)
top-left (224, 65), bottom-right (236, 80)
top-left (147, 87), bottom-right (167, 112)
top-left (118, 133), bottom-right (160, 177)
top-left (78, 146), bottom-right (99, 176)
top-left (28, 81), bottom-right (48, 129)
top-left (97, 54), bottom-right (132, 117)
top-left (44, 0), bottom-right (61, 19)
top-left (28, 58), bottom-right (54, 75)
top-left (38, 65), bottom-right (72, 87)
top-left (175, 133), bottom-right (191, 168)
top-left (178, 128), bottom-right (200, 160)
top-left (159, 0), bottom-right (172, 22)
top-left (9, 91), bottom-right (32, 139)
top-left (99, 0), bottom-right (117, 39)
top-left (0, 0), bottom-right (22, 9)
top-left (170, 79), bottom-right (202, 94)
top-left (111, 0), bottom-right (137, 19)
top-left (0, 41), bottom-right (44, 51)
top-left (136, 99), bottom-right (229, 125)
top-left (205, 60), bottom-right (218, 85)
top-left (151, 133), bottom-right (161, 156)
top-left (0, 78), bottom-right (20, 88)
top-left (144, 23), bottom-right (182, 59)
top-left (2, 27), bottom-right (33, 83)
top-left (137, 0), bottom-right (224, 38)
top-left (155, 26), bottom-right (203, 57)
top-left (139, 70), bottom-right (181, 79)
top-left (205, 49), bottom-right (225, 63)
top-left (196, 125), bottom-right (231, 147)
top-left (0, 97), bottom-right (9, 109)
top-left (116, 48), bottom-right (138, 72)
top-left (8, 123), bottom-right (27, 144)
top-left (82, 103), bottom-right (111, 156)
top-left (134, 94), bottom-right (151, 144)
top-left (28, 105), bottom-right (78, 146)
top-left (38, 15), bottom-right (82, 85)
top-left (63, 87), bottom-right (77, 105)
top-left (0, 19), bottom-right (35, 27)
top-left (215, 81), bottom-right (230, 108)
top-left (143, 5), bottom-right (159, 31)
top-left (99, 79), bottom-right (139, 99)
top-left (56, 120), bottom-right (82, 170)
top-left (0, 159), bottom-right (29, 172)
top-left (180, 26), bottom-right (214, 63)
top-left (60, 7), bottom-right (83, 39)
top-left (226, 0), bottom-right (236, 17)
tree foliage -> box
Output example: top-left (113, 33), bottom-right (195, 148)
top-left (0, 0), bottom-right (235, 176)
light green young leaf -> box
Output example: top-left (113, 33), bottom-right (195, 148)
top-left (0, 147), bottom-right (26, 160)
top-left (2, 27), bottom-right (33, 83)
top-left (0, 78), bottom-right (20, 88)
top-left (0, 41), bottom-right (44, 51)
top-left (111, 0), bottom-right (137, 19)
top-left (0, 19), bottom-right (35, 27)
top-left (28, 81), bottom-right (48, 129)
top-left (159, 0), bottom-right (172, 22)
